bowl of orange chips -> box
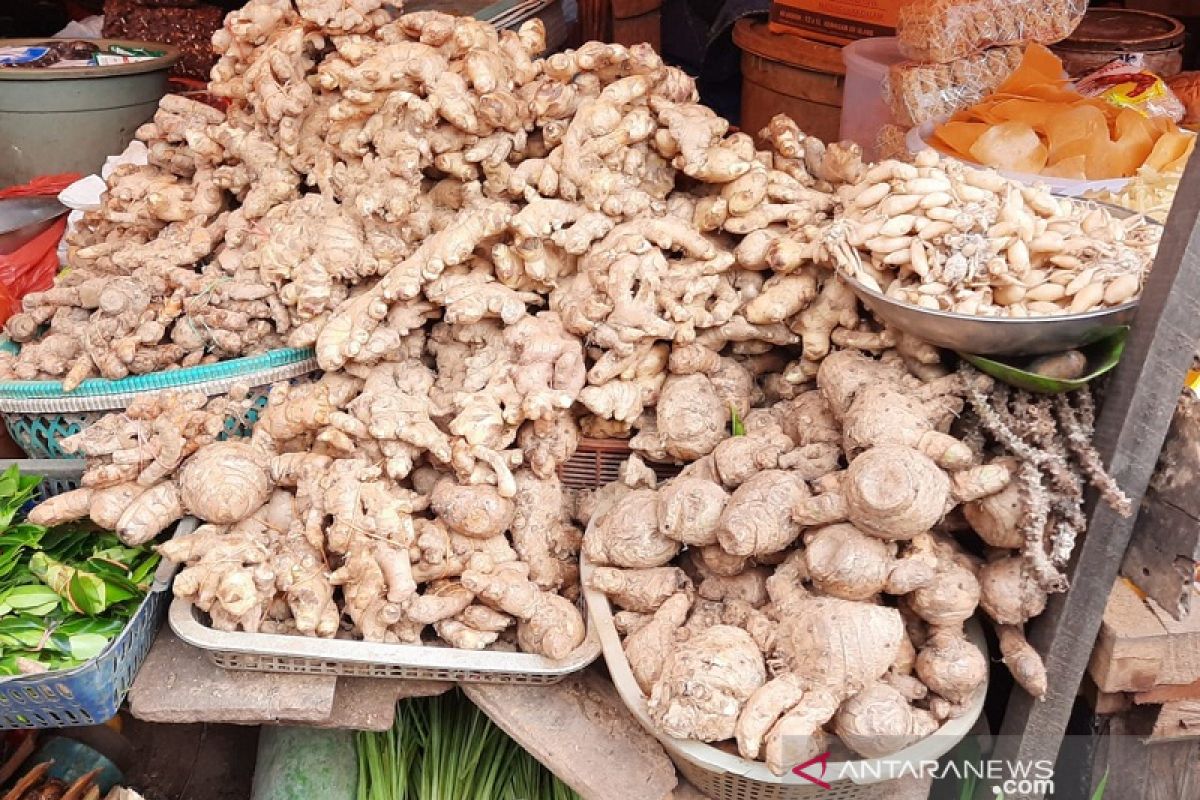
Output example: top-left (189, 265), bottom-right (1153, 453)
top-left (908, 44), bottom-right (1195, 196)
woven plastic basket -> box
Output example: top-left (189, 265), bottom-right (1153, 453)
top-left (582, 553), bottom-right (987, 800)
top-left (0, 459), bottom-right (193, 730)
top-left (0, 347), bottom-right (318, 458)
top-left (559, 437), bottom-right (683, 490)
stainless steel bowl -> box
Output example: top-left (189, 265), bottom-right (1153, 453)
top-left (841, 202), bottom-right (1157, 357)
top-left (842, 273), bottom-right (1137, 356)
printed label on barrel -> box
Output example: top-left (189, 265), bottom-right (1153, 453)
top-left (769, 0), bottom-right (901, 43)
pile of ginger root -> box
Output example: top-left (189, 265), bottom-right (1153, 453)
top-left (582, 348), bottom-right (1130, 772)
top-left (0, 0), bottom-right (891, 426)
top-left (30, 376), bottom-right (590, 658)
top-left (8, 0), bottom-right (917, 658)
top-left (9, 0), bottom-right (1135, 699)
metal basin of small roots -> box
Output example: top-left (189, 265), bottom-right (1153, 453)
top-left (838, 204), bottom-right (1158, 358)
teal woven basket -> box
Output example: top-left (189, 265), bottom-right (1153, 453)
top-left (0, 348), bottom-right (319, 458)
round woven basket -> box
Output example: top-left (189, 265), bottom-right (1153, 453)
top-left (0, 347), bottom-right (318, 458)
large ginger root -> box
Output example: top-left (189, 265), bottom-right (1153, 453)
top-left (915, 626), bottom-right (988, 714)
top-left (583, 487), bottom-right (679, 568)
top-left (715, 470), bottom-right (809, 557)
top-left (587, 566), bottom-right (691, 613)
top-left (793, 444), bottom-right (1009, 540)
top-left (647, 625), bottom-right (766, 741)
top-left (624, 592), bottom-right (691, 693)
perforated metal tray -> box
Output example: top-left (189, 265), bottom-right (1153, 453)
top-left (169, 594), bottom-right (601, 684)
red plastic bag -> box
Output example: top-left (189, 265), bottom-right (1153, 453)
top-left (0, 173), bottom-right (77, 327)
top-left (0, 174), bottom-right (81, 199)
top-left (0, 218), bottom-right (64, 325)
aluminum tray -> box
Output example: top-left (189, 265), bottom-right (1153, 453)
top-left (169, 591), bottom-right (601, 685)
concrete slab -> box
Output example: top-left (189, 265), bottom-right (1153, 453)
top-left (129, 628), bottom-right (338, 725)
top-left (129, 628), bottom-right (451, 730)
top-left (315, 676), bottom-right (452, 731)
top-left (464, 667), bottom-right (677, 800)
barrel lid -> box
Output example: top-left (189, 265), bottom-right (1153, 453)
top-left (0, 38), bottom-right (179, 80)
top-left (734, 18), bottom-right (845, 76)
top-left (1056, 8), bottom-right (1184, 52)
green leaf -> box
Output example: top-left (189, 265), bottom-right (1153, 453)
top-left (730, 405), bottom-right (745, 436)
top-left (56, 616), bottom-right (125, 639)
top-left (0, 523), bottom-right (47, 548)
top-left (1091, 770), bottom-right (1109, 800)
top-left (958, 329), bottom-right (1127, 395)
top-left (128, 552), bottom-right (161, 588)
top-left (67, 632), bottom-right (111, 660)
top-left (1, 584), bottom-right (60, 611)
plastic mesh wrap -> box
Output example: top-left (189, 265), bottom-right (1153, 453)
top-left (885, 46), bottom-right (1025, 127)
top-left (875, 124), bottom-right (912, 162)
top-left (897, 0), bottom-right (1086, 64)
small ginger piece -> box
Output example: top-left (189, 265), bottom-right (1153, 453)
top-left (588, 566), bottom-right (692, 613)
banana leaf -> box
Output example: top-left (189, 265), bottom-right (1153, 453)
top-left (958, 330), bottom-right (1127, 394)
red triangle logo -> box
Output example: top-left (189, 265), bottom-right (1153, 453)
top-left (791, 751), bottom-right (832, 789)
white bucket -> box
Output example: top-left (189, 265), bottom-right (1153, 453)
top-left (839, 37), bottom-right (906, 159)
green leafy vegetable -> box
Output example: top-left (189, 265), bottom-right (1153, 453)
top-left (356, 691), bottom-right (582, 800)
top-left (0, 468), bottom-right (161, 676)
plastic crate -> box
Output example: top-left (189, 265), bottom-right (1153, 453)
top-left (0, 348), bottom-right (318, 458)
top-left (0, 460), bottom-right (192, 730)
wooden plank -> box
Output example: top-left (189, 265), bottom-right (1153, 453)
top-left (1147, 587), bottom-right (1200, 686)
top-left (1125, 392), bottom-right (1200, 617)
top-left (1092, 712), bottom-right (1200, 799)
top-left (1144, 393), bottom-right (1200, 516)
top-left (1150, 699), bottom-right (1200, 741)
top-left (1089, 579), bottom-right (1170, 692)
top-left (1122, 493), bottom-right (1200, 619)
top-left (1081, 675), bottom-right (1132, 714)
top-left (463, 669), bottom-right (678, 800)
top-left (993, 144), bottom-right (1200, 800)
top-left (1136, 677), bottom-right (1200, 705)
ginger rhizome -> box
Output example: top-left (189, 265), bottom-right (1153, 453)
top-left (586, 349), bottom-right (1054, 772)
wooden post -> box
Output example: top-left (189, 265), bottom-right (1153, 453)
top-left (993, 154), bottom-right (1200, 799)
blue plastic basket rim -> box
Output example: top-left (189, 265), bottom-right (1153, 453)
top-left (0, 347), bottom-right (315, 400)
top-left (0, 351), bottom-right (318, 413)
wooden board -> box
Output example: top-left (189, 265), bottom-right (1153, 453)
top-left (1088, 579), bottom-right (1200, 692)
top-left (1125, 392), bottom-right (1200, 617)
top-left (993, 147), bottom-right (1200, 800)
top-left (1122, 495), bottom-right (1200, 619)
top-left (1150, 699), bottom-right (1200, 741)
top-left (1090, 712), bottom-right (1200, 799)
top-left (1136, 677), bottom-right (1200, 705)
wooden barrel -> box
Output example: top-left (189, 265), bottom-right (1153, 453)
top-left (580, 0), bottom-right (661, 49)
top-left (1052, 8), bottom-right (1185, 78)
top-left (611, 0), bottom-right (661, 49)
top-left (734, 19), bottom-right (844, 144)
